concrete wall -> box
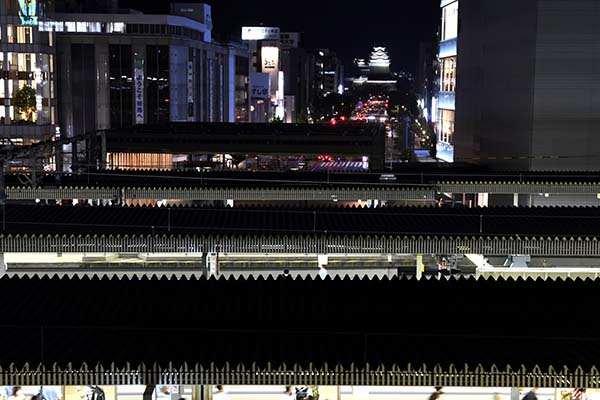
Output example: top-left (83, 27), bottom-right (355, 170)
top-left (530, 0), bottom-right (600, 171)
top-left (455, 0), bottom-right (538, 170)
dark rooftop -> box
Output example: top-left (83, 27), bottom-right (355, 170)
top-left (6, 168), bottom-right (600, 189)
top-left (0, 274), bottom-right (598, 369)
top-left (3, 204), bottom-right (600, 237)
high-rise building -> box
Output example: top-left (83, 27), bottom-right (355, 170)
top-left (438, 0), bottom-right (600, 170)
top-left (45, 3), bottom-right (250, 170)
top-left (242, 26), bottom-right (284, 122)
top-left (280, 33), bottom-right (314, 123)
top-left (313, 49), bottom-right (344, 97)
top-left (415, 41), bottom-right (437, 122)
top-left (434, 0), bottom-right (458, 163)
top-left (0, 0), bottom-right (58, 150)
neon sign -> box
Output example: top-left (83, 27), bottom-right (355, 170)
top-left (18, 0), bottom-right (38, 26)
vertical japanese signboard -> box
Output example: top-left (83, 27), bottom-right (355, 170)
top-left (187, 61), bottom-right (194, 120)
top-left (134, 54), bottom-right (144, 124)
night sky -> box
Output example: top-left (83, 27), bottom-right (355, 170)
top-left (120, 0), bottom-right (440, 74)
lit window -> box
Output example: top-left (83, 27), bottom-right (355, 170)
top-left (441, 2), bottom-right (459, 41)
top-left (438, 109), bottom-right (455, 144)
top-left (16, 26), bottom-right (32, 44)
top-left (441, 57), bottom-right (456, 92)
top-left (7, 25), bottom-right (14, 43)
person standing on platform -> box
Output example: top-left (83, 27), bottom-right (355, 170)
top-left (214, 386), bottom-right (231, 400)
top-left (7, 387), bottom-right (25, 400)
top-left (522, 388), bottom-right (538, 400)
top-left (280, 387), bottom-right (295, 400)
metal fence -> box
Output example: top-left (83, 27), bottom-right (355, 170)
top-left (438, 182), bottom-right (600, 194)
top-left (1, 234), bottom-right (600, 257)
top-left (0, 363), bottom-right (599, 387)
top-left (5, 187), bottom-right (436, 202)
top-left (8, 183), bottom-right (600, 201)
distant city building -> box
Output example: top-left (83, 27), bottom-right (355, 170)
top-left (433, 0), bottom-right (458, 163)
top-left (243, 28), bottom-right (337, 123)
top-left (415, 41), bottom-right (437, 122)
top-left (437, 0), bottom-right (600, 170)
top-left (51, 3), bottom-right (250, 170)
top-left (0, 0), bottom-right (58, 149)
top-left (242, 26), bottom-right (284, 122)
top-left (0, 1), bottom-right (251, 171)
top-left (313, 49), bottom-right (344, 97)
top-left (280, 36), bottom-right (314, 123)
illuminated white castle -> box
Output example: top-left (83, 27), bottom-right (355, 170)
top-left (367, 47), bottom-right (392, 76)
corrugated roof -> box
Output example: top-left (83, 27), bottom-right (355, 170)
top-left (0, 274), bottom-right (598, 373)
top-left (3, 204), bottom-right (600, 236)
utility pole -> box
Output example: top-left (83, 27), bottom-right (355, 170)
top-left (404, 115), bottom-right (411, 152)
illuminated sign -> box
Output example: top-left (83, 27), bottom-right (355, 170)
top-left (241, 26), bottom-right (280, 41)
top-left (18, 0), bottom-right (38, 26)
top-left (250, 72), bottom-right (270, 100)
top-left (261, 46), bottom-right (279, 70)
top-left (134, 55), bottom-right (144, 124)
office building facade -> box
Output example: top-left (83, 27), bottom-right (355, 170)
top-left (434, 0), bottom-right (458, 163)
top-left (443, 0), bottom-right (600, 170)
top-left (0, 0), bottom-right (58, 148)
top-left (47, 3), bottom-right (250, 170)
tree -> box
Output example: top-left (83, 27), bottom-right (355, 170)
top-left (13, 85), bottom-right (37, 122)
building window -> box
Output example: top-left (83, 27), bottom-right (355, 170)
top-left (146, 45), bottom-right (169, 123)
top-left (7, 24), bottom-right (14, 43)
top-left (109, 45), bottom-right (133, 128)
top-left (16, 26), bottom-right (32, 44)
top-left (441, 57), bottom-right (456, 92)
top-left (441, 1), bottom-right (459, 41)
top-left (438, 109), bottom-right (455, 144)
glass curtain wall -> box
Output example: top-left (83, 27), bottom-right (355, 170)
top-left (109, 44), bottom-right (133, 128)
top-left (146, 45), bottom-right (170, 123)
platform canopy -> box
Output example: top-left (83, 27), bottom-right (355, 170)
top-left (0, 275), bottom-right (599, 387)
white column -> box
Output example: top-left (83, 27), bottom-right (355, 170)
top-left (416, 254), bottom-right (424, 280)
top-left (95, 43), bottom-right (110, 130)
top-left (224, 49), bottom-right (236, 122)
top-left (513, 193), bottom-right (519, 207)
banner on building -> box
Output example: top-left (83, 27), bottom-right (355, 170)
top-left (250, 72), bottom-right (270, 100)
top-left (134, 55), bottom-right (144, 124)
top-left (18, 0), bottom-right (38, 25)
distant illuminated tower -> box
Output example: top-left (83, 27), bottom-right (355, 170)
top-left (368, 47), bottom-right (391, 75)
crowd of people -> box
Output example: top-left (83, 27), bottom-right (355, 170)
top-left (1, 387), bottom-right (61, 400)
